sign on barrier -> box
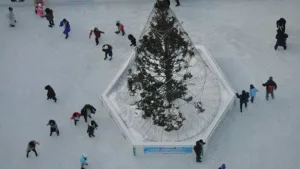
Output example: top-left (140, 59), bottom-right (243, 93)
top-left (144, 147), bottom-right (192, 154)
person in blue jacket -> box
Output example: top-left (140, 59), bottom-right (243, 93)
top-left (102, 44), bottom-right (113, 60)
top-left (218, 164), bottom-right (226, 169)
top-left (80, 153), bottom-right (88, 169)
top-left (249, 84), bottom-right (259, 103)
top-left (59, 18), bottom-right (70, 39)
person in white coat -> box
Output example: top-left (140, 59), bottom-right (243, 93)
top-left (7, 7), bottom-right (16, 27)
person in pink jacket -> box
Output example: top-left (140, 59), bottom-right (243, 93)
top-left (36, 3), bottom-right (44, 18)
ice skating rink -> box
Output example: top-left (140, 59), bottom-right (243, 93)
top-left (0, 0), bottom-right (300, 169)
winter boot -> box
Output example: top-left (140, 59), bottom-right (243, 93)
top-left (104, 57), bottom-right (107, 60)
top-left (109, 57), bottom-right (112, 61)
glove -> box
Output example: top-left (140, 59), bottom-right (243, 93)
top-left (15, 20), bottom-right (17, 23)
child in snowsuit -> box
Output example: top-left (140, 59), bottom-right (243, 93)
top-left (236, 90), bottom-right (250, 112)
top-left (44, 8), bottom-right (54, 27)
top-left (47, 119), bottom-right (59, 136)
top-left (115, 21), bottom-right (125, 36)
top-left (128, 34), bottom-right (136, 47)
top-left (193, 139), bottom-right (205, 162)
top-left (80, 104), bottom-right (96, 123)
top-left (249, 84), bottom-right (258, 103)
top-left (7, 7), bottom-right (16, 27)
top-left (89, 27), bottom-right (105, 45)
top-left (80, 154), bottom-right (88, 169)
top-left (71, 112), bottom-right (82, 125)
top-left (274, 30), bottom-right (288, 50)
top-left (218, 164), bottom-right (226, 169)
top-left (59, 18), bottom-right (71, 39)
top-left (45, 85), bottom-right (57, 102)
top-left (102, 44), bottom-right (113, 60)
top-left (87, 120), bottom-right (98, 138)
top-left (276, 18), bottom-right (286, 33)
top-left (26, 140), bottom-right (40, 158)
top-left (36, 3), bottom-right (44, 18)
top-left (34, 0), bottom-right (44, 14)
top-left (262, 76), bottom-right (277, 100)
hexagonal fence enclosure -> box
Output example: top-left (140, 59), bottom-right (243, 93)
top-left (101, 1), bottom-right (235, 156)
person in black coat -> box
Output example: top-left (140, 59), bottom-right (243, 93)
top-left (26, 140), bottom-right (40, 158)
top-left (262, 76), bottom-right (277, 100)
top-left (44, 8), bottom-right (54, 27)
top-left (236, 90), bottom-right (250, 112)
top-left (45, 85), bottom-right (57, 102)
top-left (87, 120), bottom-right (98, 138)
top-left (128, 34), bottom-right (136, 47)
top-left (81, 104), bottom-right (96, 123)
top-left (47, 119), bottom-right (59, 136)
top-left (274, 30), bottom-right (288, 50)
top-left (102, 44), bottom-right (113, 60)
top-left (276, 18), bottom-right (286, 33)
top-left (175, 0), bottom-right (180, 6)
top-left (193, 139), bottom-right (206, 162)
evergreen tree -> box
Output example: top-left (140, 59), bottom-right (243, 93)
top-left (127, 1), bottom-right (195, 132)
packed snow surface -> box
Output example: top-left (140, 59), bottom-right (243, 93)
top-left (1, 0), bottom-right (300, 169)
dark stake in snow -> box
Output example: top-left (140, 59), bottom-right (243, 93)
top-left (127, 1), bottom-right (196, 132)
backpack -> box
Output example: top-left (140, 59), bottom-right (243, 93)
top-left (267, 85), bottom-right (274, 92)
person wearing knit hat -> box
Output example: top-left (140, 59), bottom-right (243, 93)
top-left (102, 44), bottom-right (113, 60)
top-left (89, 27), bottom-right (105, 45)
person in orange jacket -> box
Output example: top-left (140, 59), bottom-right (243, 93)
top-left (115, 21), bottom-right (125, 36)
top-left (89, 27), bottom-right (104, 45)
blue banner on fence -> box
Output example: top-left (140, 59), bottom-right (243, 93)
top-left (144, 147), bottom-right (192, 154)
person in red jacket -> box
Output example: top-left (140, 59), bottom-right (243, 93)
top-left (89, 27), bottom-right (104, 45)
top-left (71, 112), bottom-right (83, 125)
top-left (115, 21), bottom-right (125, 36)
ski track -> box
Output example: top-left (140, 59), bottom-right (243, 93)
top-left (0, 0), bottom-right (300, 169)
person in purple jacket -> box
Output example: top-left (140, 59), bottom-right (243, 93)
top-left (59, 18), bottom-right (70, 39)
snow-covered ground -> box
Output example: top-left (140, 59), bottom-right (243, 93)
top-left (0, 0), bottom-right (300, 169)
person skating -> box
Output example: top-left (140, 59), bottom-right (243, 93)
top-left (276, 18), bottom-right (286, 33)
top-left (80, 153), bottom-right (88, 169)
top-left (218, 164), bottom-right (226, 169)
top-left (44, 8), bottom-right (54, 27)
top-left (175, 0), bottom-right (180, 6)
top-left (102, 44), bottom-right (113, 60)
top-left (87, 120), bottom-right (98, 138)
top-left (262, 76), bottom-right (277, 100)
top-left (45, 85), bottom-right (57, 102)
top-left (36, 3), bottom-right (44, 18)
top-left (26, 140), bottom-right (40, 158)
top-left (115, 21), bottom-right (125, 36)
top-left (59, 18), bottom-right (71, 39)
top-left (47, 119), bottom-right (59, 136)
top-left (128, 34), bottom-right (136, 47)
top-left (274, 30), bottom-right (288, 50)
top-left (89, 27), bottom-right (105, 45)
top-left (34, 0), bottom-right (44, 14)
top-left (81, 104), bottom-right (96, 123)
top-left (193, 139), bottom-right (206, 162)
top-left (236, 90), bottom-right (250, 112)
top-left (249, 84), bottom-right (259, 103)
top-left (71, 112), bottom-right (82, 125)
top-left (7, 7), bottom-right (16, 27)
